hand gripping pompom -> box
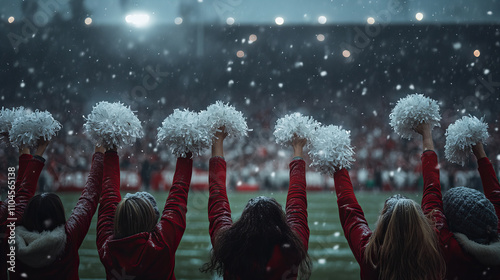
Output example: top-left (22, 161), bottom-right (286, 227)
top-left (84, 101), bottom-right (144, 148)
top-left (445, 115), bottom-right (489, 166)
top-left (9, 110), bottom-right (62, 148)
top-left (308, 125), bottom-right (355, 176)
top-left (198, 101), bottom-right (250, 140)
top-left (0, 107), bottom-right (28, 145)
top-left (389, 94), bottom-right (441, 139)
top-left (273, 113), bottom-right (320, 146)
top-left (157, 109), bottom-right (212, 157)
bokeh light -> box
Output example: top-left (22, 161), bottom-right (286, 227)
top-left (275, 17), bottom-right (284, 25)
top-left (174, 17), bottom-right (183, 25)
top-left (473, 50), bottom-right (480, 57)
top-left (236, 50), bottom-right (245, 58)
top-left (342, 50), bottom-right (351, 58)
top-left (416, 12), bottom-right (424, 21)
top-left (84, 17), bottom-right (92, 25)
top-left (316, 34), bottom-right (325, 41)
top-left (318, 16), bottom-right (327, 24)
top-left (367, 17), bottom-right (375, 25)
top-left (8, 16), bottom-right (14, 23)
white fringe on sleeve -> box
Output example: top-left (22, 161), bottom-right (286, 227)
top-left (84, 101), bottom-right (144, 148)
top-left (157, 109), bottom-right (211, 157)
top-left (273, 113), bottom-right (319, 146)
top-left (198, 101), bottom-right (250, 140)
top-left (445, 115), bottom-right (489, 166)
top-left (389, 94), bottom-right (441, 139)
top-left (308, 125), bottom-right (355, 176)
top-left (9, 110), bottom-right (62, 148)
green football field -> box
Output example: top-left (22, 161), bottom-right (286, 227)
top-left (61, 191), bottom-right (421, 280)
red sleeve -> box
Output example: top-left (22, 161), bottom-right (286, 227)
top-left (66, 152), bottom-right (104, 248)
top-left (333, 168), bottom-right (372, 264)
top-left (159, 156), bottom-right (193, 253)
top-left (285, 159), bottom-right (309, 250)
top-left (208, 157), bottom-right (232, 245)
top-left (477, 157), bottom-right (500, 233)
top-left (16, 154), bottom-right (33, 189)
top-left (420, 150), bottom-right (448, 230)
top-left (14, 157), bottom-right (45, 223)
top-left (97, 152), bottom-right (121, 250)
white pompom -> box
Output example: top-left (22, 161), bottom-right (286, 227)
top-left (0, 107), bottom-right (28, 145)
top-left (389, 93), bottom-right (441, 139)
top-left (198, 101), bottom-right (250, 139)
top-left (157, 109), bottom-right (211, 157)
top-left (308, 125), bottom-right (355, 176)
top-left (273, 113), bottom-right (320, 146)
top-left (84, 101), bottom-right (144, 148)
top-left (445, 115), bottom-right (489, 166)
top-left (9, 110), bottom-right (62, 148)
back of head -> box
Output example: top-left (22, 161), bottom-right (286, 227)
top-left (23, 193), bottom-right (66, 232)
top-left (114, 196), bottom-right (158, 239)
top-left (443, 186), bottom-right (499, 244)
top-left (203, 196), bottom-right (311, 279)
top-left (365, 195), bottom-right (445, 280)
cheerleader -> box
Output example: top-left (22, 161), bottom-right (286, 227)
top-left (10, 140), bottom-right (106, 279)
top-left (330, 125), bottom-right (445, 280)
top-left (96, 145), bottom-right (193, 279)
top-left (420, 117), bottom-right (500, 279)
top-left (202, 128), bottom-right (311, 280)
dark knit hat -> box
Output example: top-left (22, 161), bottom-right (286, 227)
top-left (443, 186), bottom-right (498, 244)
top-left (124, 192), bottom-right (160, 221)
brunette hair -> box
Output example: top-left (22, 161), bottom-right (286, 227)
top-left (23, 193), bottom-right (66, 232)
top-left (114, 196), bottom-right (158, 239)
top-left (202, 196), bottom-right (311, 280)
top-left (364, 194), bottom-right (445, 280)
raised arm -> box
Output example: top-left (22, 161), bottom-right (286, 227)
top-left (97, 149), bottom-right (121, 249)
top-left (415, 123), bottom-right (447, 228)
top-left (159, 154), bottom-right (193, 252)
top-left (286, 136), bottom-right (309, 248)
top-left (473, 142), bottom-right (500, 233)
top-left (334, 168), bottom-right (372, 264)
top-left (208, 127), bottom-right (233, 244)
top-left (14, 139), bottom-right (50, 223)
top-left (66, 146), bottom-right (105, 248)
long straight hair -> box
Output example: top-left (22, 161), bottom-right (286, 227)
top-left (364, 195), bottom-right (445, 280)
top-left (23, 193), bottom-right (66, 232)
top-left (114, 196), bottom-right (158, 239)
top-left (202, 196), bottom-right (311, 280)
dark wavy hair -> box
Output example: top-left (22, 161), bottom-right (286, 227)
top-left (23, 193), bottom-right (66, 232)
top-left (201, 196), bottom-right (311, 280)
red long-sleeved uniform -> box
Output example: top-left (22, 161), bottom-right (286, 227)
top-left (333, 168), bottom-right (379, 279)
top-left (97, 152), bottom-right (192, 280)
top-left (421, 150), bottom-right (500, 280)
top-left (208, 157), bottom-right (309, 279)
top-left (10, 152), bottom-right (104, 280)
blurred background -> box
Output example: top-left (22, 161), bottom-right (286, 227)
top-left (1, 0), bottom-right (500, 279)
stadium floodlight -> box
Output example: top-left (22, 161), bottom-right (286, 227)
top-left (125, 13), bottom-right (151, 27)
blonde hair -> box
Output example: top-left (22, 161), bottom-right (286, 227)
top-left (114, 196), bottom-right (158, 239)
top-left (364, 195), bottom-right (445, 280)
